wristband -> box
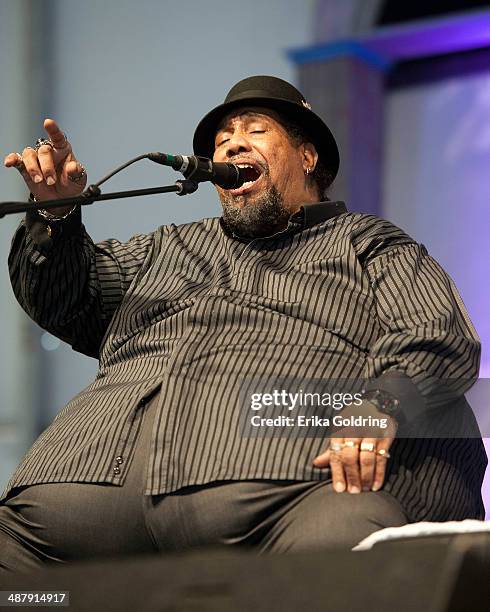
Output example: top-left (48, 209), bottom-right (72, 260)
top-left (362, 388), bottom-right (406, 426)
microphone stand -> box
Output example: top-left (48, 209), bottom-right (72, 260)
top-left (0, 179), bottom-right (199, 219)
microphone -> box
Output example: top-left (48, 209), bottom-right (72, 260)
top-left (147, 152), bottom-right (245, 189)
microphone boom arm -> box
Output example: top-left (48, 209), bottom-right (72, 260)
top-left (0, 180), bottom-right (199, 219)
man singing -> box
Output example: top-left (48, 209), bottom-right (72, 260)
top-left (1, 76), bottom-right (486, 573)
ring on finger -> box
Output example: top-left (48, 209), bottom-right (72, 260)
top-left (35, 138), bottom-right (54, 151)
top-left (360, 442), bottom-right (376, 453)
top-left (68, 164), bottom-right (86, 184)
top-left (330, 441), bottom-right (343, 452)
top-left (13, 153), bottom-right (25, 169)
top-left (376, 449), bottom-right (391, 458)
top-left (343, 440), bottom-right (359, 449)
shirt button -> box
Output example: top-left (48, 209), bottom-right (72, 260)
top-left (138, 398), bottom-right (147, 407)
top-left (113, 466), bottom-right (121, 475)
top-left (115, 456), bottom-right (124, 464)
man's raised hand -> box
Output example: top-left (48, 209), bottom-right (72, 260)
top-left (4, 119), bottom-right (87, 213)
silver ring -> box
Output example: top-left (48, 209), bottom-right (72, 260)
top-left (330, 442), bottom-right (343, 452)
top-left (376, 449), bottom-right (391, 459)
top-left (35, 138), bottom-right (54, 151)
top-left (68, 164), bottom-right (86, 184)
top-left (13, 153), bottom-right (25, 169)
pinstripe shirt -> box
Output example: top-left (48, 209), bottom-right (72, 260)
top-left (4, 200), bottom-right (487, 521)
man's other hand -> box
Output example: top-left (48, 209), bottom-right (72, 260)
top-left (312, 402), bottom-right (397, 494)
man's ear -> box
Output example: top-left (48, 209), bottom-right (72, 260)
top-left (301, 142), bottom-right (318, 173)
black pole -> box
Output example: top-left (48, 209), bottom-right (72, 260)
top-left (0, 179), bottom-right (199, 219)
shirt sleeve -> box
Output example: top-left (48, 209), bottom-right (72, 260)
top-left (352, 215), bottom-right (481, 423)
top-left (8, 208), bottom-right (156, 359)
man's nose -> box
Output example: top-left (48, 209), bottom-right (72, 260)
top-left (224, 133), bottom-right (252, 158)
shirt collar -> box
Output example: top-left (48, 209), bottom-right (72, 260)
top-left (219, 200), bottom-right (348, 243)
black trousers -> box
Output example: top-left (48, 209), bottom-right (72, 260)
top-left (0, 391), bottom-right (407, 574)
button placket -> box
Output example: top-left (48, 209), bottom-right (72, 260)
top-left (108, 388), bottom-right (158, 481)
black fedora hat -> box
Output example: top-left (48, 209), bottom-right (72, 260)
top-left (193, 75), bottom-right (340, 181)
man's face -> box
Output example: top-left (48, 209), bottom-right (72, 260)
top-left (212, 107), bottom-right (318, 238)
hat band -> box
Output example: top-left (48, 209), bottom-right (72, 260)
top-left (225, 90), bottom-right (303, 105)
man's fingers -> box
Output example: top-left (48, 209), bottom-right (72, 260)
top-left (341, 438), bottom-right (362, 493)
top-left (372, 438), bottom-right (393, 491)
top-left (4, 152), bottom-right (21, 168)
top-left (4, 152), bottom-right (28, 176)
top-left (44, 118), bottom-right (69, 149)
top-left (4, 148), bottom-right (85, 200)
top-left (4, 152), bottom-right (36, 189)
top-left (314, 435), bottom-right (394, 494)
top-left (312, 449), bottom-right (330, 468)
top-left (359, 439), bottom-right (377, 491)
top-left (60, 159), bottom-right (87, 191)
top-left (21, 147), bottom-right (44, 184)
top-left (329, 446), bottom-right (346, 493)
top-left (313, 438), bottom-right (347, 493)
top-left (37, 145), bottom-right (57, 186)
top-left (44, 118), bottom-right (72, 167)
top-left (313, 436), bottom-right (346, 467)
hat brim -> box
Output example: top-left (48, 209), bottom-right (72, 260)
top-left (193, 96), bottom-right (340, 181)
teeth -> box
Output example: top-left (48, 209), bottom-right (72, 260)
top-left (234, 180), bottom-right (254, 191)
top-left (233, 162), bottom-right (261, 192)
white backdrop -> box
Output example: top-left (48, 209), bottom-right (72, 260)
top-left (383, 72), bottom-right (490, 516)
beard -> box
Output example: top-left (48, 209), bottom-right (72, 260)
top-left (219, 183), bottom-right (290, 239)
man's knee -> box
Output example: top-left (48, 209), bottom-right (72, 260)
top-left (0, 505), bottom-right (45, 575)
top-left (265, 484), bottom-right (407, 552)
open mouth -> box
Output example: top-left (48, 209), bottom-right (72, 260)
top-left (229, 161), bottom-right (264, 195)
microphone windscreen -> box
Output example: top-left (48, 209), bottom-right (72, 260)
top-left (213, 163), bottom-right (245, 189)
